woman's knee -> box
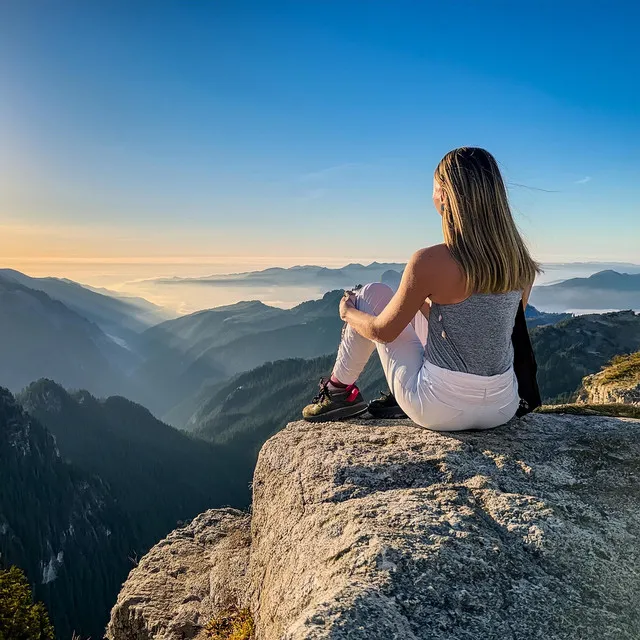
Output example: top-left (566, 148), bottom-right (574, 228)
top-left (355, 282), bottom-right (394, 313)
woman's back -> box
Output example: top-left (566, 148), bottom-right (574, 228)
top-left (425, 291), bottom-right (522, 376)
top-left (302, 147), bottom-right (540, 429)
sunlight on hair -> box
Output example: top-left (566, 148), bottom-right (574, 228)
top-left (436, 147), bottom-right (542, 294)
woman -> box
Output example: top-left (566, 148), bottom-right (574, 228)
top-left (302, 147), bottom-right (540, 431)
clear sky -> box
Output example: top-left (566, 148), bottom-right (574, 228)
top-left (1, 0), bottom-right (639, 276)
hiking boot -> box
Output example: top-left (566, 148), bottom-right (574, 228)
top-left (515, 398), bottom-right (531, 418)
top-left (302, 378), bottom-right (368, 422)
top-left (367, 391), bottom-right (408, 419)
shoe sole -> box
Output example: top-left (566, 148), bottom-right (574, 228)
top-left (367, 406), bottom-right (409, 419)
top-left (303, 403), bottom-right (369, 423)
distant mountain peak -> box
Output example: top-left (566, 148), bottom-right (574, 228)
top-left (192, 299), bottom-right (277, 316)
top-left (21, 379), bottom-right (72, 414)
top-left (532, 269), bottom-right (640, 311)
top-left (0, 385), bottom-right (16, 405)
top-left (73, 389), bottom-right (101, 408)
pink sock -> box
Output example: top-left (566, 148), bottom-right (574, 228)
top-left (329, 376), bottom-right (348, 389)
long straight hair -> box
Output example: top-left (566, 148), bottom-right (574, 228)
top-left (436, 147), bottom-right (541, 294)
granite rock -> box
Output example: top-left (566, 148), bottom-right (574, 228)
top-left (109, 413), bottom-right (640, 639)
top-left (249, 414), bottom-right (640, 639)
top-left (106, 508), bottom-right (251, 640)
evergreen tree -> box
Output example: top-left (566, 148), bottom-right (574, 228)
top-left (0, 566), bottom-right (55, 640)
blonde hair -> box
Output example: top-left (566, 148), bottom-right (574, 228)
top-left (436, 147), bottom-right (541, 294)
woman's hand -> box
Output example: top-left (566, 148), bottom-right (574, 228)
top-left (339, 290), bottom-right (357, 321)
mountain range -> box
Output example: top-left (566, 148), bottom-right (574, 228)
top-left (529, 309), bottom-right (640, 400)
top-left (0, 269), bottom-right (168, 345)
top-left (0, 266), bottom-right (615, 422)
top-left (1, 265), bottom-right (636, 414)
top-left (0, 275), bottom-right (134, 395)
top-left (19, 380), bottom-right (249, 549)
top-left (2, 264), bottom-right (640, 638)
top-left (166, 310), bottom-right (640, 449)
top-left (0, 387), bottom-right (133, 640)
top-left (148, 262), bottom-right (406, 290)
top-left (530, 270), bottom-right (640, 311)
top-left (133, 290), bottom-right (346, 417)
top-left (2, 379), bottom-right (252, 639)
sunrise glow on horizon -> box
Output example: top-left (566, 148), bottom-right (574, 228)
top-left (1, 1), bottom-right (638, 281)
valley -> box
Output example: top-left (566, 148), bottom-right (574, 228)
top-left (1, 263), bottom-right (639, 638)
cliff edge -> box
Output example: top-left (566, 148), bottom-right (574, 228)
top-left (578, 352), bottom-right (640, 406)
top-left (108, 413), bottom-right (640, 639)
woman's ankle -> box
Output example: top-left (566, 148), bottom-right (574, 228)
top-left (329, 376), bottom-right (348, 389)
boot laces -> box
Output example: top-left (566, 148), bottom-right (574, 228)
top-left (311, 378), bottom-right (332, 405)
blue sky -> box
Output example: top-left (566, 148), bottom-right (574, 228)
top-left (1, 0), bottom-right (638, 270)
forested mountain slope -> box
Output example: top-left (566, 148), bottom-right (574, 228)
top-left (531, 310), bottom-right (640, 400)
top-left (0, 268), bottom-right (166, 343)
top-left (185, 312), bottom-right (640, 454)
top-left (136, 291), bottom-right (345, 417)
top-left (0, 387), bottom-right (134, 639)
top-left (0, 275), bottom-right (132, 395)
top-left (19, 380), bottom-right (250, 553)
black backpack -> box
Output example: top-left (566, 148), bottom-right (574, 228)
top-left (511, 302), bottom-right (542, 416)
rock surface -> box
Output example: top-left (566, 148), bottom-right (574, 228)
top-left (581, 381), bottom-right (640, 405)
top-left (109, 413), bottom-right (640, 640)
top-left (579, 354), bottom-right (640, 405)
top-left (106, 508), bottom-right (251, 640)
top-left (249, 414), bottom-right (640, 639)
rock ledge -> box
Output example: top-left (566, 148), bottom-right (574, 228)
top-left (107, 508), bottom-right (250, 640)
top-left (108, 413), bottom-right (640, 639)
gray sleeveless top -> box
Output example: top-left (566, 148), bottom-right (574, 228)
top-left (424, 291), bottom-right (522, 376)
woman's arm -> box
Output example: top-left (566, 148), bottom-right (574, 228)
top-left (341, 248), bottom-right (434, 343)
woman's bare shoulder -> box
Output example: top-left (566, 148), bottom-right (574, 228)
top-left (411, 244), bottom-right (456, 271)
top-left (411, 244), bottom-right (465, 299)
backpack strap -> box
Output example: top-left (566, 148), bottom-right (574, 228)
top-left (511, 302), bottom-right (542, 416)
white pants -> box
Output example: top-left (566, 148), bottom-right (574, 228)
top-left (332, 282), bottom-right (520, 431)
